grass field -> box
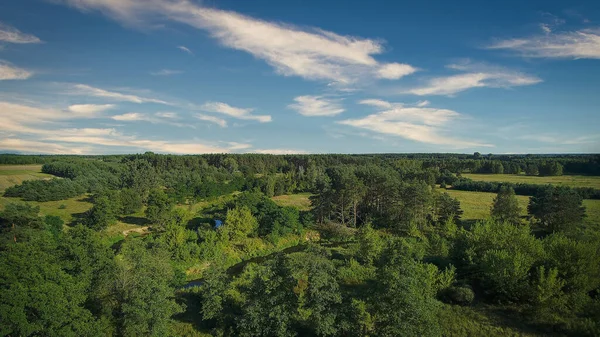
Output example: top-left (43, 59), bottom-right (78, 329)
top-left (444, 189), bottom-right (530, 221)
top-left (463, 173), bottom-right (600, 189)
top-left (272, 193), bottom-right (312, 211)
top-left (444, 188), bottom-right (600, 228)
top-left (0, 195), bottom-right (93, 223)
top-left (0, 165), bottom-right (54, 191)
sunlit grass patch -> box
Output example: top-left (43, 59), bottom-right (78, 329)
top-left (272, 193), bottom-right (312, 211)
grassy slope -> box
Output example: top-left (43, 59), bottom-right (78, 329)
top-left (463, 173), bottom-right (600, 189)
top-left (0, 195), bottom-right (93, 223)
top-left (0, 165), bottom-right (54, 191)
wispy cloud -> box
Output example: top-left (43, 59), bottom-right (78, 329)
top-left (0, 138), bottom-right (90, 154)
top-left (58, 0), bottom-right (416, 85)
top-left (404, 62), bottom-right (541, 96)
top-left (0, 60), bottom-right (33, 80)
top-left (288, 95), bottom-right (345, 116)
top-left (70, 84), bottom-right (170, 104)
top-left (67, 104), bottom-right (115, 115)
top-left (177, 45), bottom-right (193, 55)
top-left (0, 22), bottom-right (41, 44)
top-left (195, 113), bottom-right (227, 127)
top-left (111, 112), bottom-right (193, 128)
top-left (200, 102), bottom-right (271, 123)
top-left (338, 99), bottom-right (492, 148)
top-left (150, 69), bottom-right (183, 76)
top-left (488, 28), bottom-right (600, 59)
top-left (0, 100), bottom-right (246, 154)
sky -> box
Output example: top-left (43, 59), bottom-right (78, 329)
top-left (0, 0), bottom-right (599, 155)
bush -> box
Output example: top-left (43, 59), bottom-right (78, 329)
top-left (441, 286), bottom-right (475, 305)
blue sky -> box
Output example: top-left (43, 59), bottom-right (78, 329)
top-left (0, 0), bottom-right (599, 154)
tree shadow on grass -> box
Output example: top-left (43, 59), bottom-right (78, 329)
top-left (68, 211), bottom-right (88, 227)
top-left (118, 216), bottom-right (149, 226)
top-left (77, 195), bottom-right (94, 203)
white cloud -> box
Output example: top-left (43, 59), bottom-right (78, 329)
top-left (359, 99), bottom-right (393, 109)
top-left (540, 24), bottom-right (552, 34)
top-left (67, 104), bottom-right (115, 115)
top-left (288, 96), bottom-right (345, 116)
top-left (488, 28), bottom-right (600, 59)
top-left (177, 45), bottom-right (193, 55)
top-left (0, 60), bottom-right (33, 80)
top-left (376, 63), bottom-right (417, 79)
top-left (0, 138), bottom-right (90, 154)
top-left (0, 22), bottom-right (41, 44)
top-left (405, 62), bottom-right (541, 96)
top-left (339, 99), bottom-right (492, 148)
top-left (58, 0), bottom-right (416, 85)
top-left (111, 112), bottom-right (143, 121)
top-left (70, 84), bottom-right (170, 104)
top-left (416, 100), bottom-right (430, 107)
top-left (253, 149), bottom-right (309, 155)
top-left (0, 100), bottom-right (246, 154)
top-left (111, 112), bottom-right (192, 128)
top-left (195, 113), bottom-right (227, 127)
top-left (200, 102), bottom-right (271, 123)
top-left (150, 69), bottom-right (183, 76)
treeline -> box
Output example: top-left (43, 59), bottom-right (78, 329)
top-left (452, 178), bottom-right (600, 200)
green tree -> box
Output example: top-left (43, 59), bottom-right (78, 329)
top-left (0, 233), bottom-right (102, 336)
top-left (528, 186), bottom-right (586, 232)
top-left (433, 193), bottom-right (462, 225)
top-left (356, 223), bottom-right (384, 265)
top-left (237, 256), bottom-right (297, 337)
top-left (44, 215), bottom-right (64, 238)
top-left (113, 239), bottom-right (183, 336)
top-left (374, 257), bottom-right (442, 337)
top-left (145, 189), bottom-right (174, 230)
top-left (221, 206), bottom-right (258, 241)
top-left (85, 195), bottom-right (119, 231)
top-left (491, 186), bottom-right (521, 225)
top-left (120, 188), bottom-right (143, 215)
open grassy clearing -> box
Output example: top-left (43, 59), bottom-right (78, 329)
top-left (0, 195), bottom-right (93, 223)
top-left (272, 192), bottom-right (312, 210)
top-left (463, 173), bottom-right (600, 189)
top-left (444, 189), bottom-right (530, 221)
top-left (444, 188), bottom-right (600, 228)
top-left (0, 165), bottom-right (54, 191)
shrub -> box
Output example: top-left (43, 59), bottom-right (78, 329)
top-left (441, 286), bottom-right (475, 306)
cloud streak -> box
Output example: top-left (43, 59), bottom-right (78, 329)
top-left (0, 22), bottom-right (41, 44)
top-left (0, 60), bottom-right (33, 80)
top-left (404, 62), bottom-right (541, 96)
top-left (200, 102), bottom-right (271, 123)
top-left (195, 113), bottom-right (228, 127)
top-left (0, 100), bottom-right (246, 154)
top-left (70, 84), bottom-right (170, 104)
top-left (177, 45), bottom-right (193, 55)
top-left (67, 104), bottom-right (115, 115)
top-left (111, 112), bottom-right (193, 128)
top-left (288, 95), bottom-right (345, 116)
top-left (58, 0), bottom-right (416, 85)
top-left (488, 28), bottom-right (600, 59)
top-left (338, 99), bottom-right (492, 148)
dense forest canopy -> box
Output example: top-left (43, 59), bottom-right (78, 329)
top-left (1, 153), bottom-right (599, 336)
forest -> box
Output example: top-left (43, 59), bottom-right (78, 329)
top-left (1, 153), bottom-right (600, 336)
